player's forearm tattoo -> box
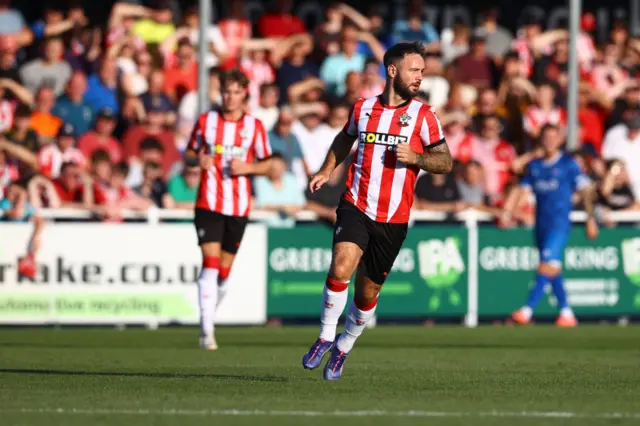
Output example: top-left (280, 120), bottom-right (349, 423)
top-left (416, 142), bottom-right (453, 174)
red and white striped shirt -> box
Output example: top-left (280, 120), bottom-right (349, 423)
top-left (38, 144), bottom-right (87, 180)
top-left (523, 106), bottom-right (567, 136)
top-left (188, 110), bottom-right (272, 217)
top-left (343, 96), bottom-right (445, 224)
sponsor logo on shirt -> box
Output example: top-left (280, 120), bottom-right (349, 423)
top-left (359, 132), bottom-right (408, 146)
top-left (214, 144), bottom-right (247, 158)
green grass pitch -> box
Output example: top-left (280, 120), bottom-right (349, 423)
top-left (1, 325), bottom-right (639, 426)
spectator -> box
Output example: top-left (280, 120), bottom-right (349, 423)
top-left (252, 83), bottom-right (279, 132)
top-left (51, 160), bottom-right (90, 206)
top-left (523, 81), bottom-right (566, 142)
top-left (419, 53), bottom-right (450, 111)
top-left (305, 158), bottom-right (350, 223)
top-left (132, 0), bottom-right (175, 45)
top-left (84, 57), bottom-right (119, 114)
top-left (291, 102), bottom-right (334, 175)
top-left (0, 180), bottom-right (45, 279)
top-left (440, 109), bottom-right (472, 161)
top-left (602, 112), bottom-right (640, 201)
top-left (414, 172), bottom-right (464, 213)
top-left (92, 159), bottom-right (151, 221)
top-left (167, 159), bottom-right (199, 209)
top-left (126, 136), bottom-right (166, 188)
top-left (471, 88), bottom-right (507, 137)
top-left (164, 38), bottom-right (197, 103)
top-left (30, 86), bottom-right (63, 143)
top-left (106, 2), bottom-right (147, 55)
top-left (0, 33), bottom-right (20, 83)
top-left (577, 84), bottom-right (605, 155)
top-left (608, 80), bottom-right (640, 128)
top-left (77, 108), bottom-right (122, 164)
top-left (391, 0), bottom-right (438, 47)
top-left (359, 58), bottom-right (385, 99)
top-left (119, 51), bottom-right (153, 97)
top-left (183, 6), bottom-right (227, 69)
top-left (0, 104), bottom-right (38, 176)
top-left (450, 31), bottom-right (496, 91)
top-left (217, 0), bottom-right (251, 70)
top-left (440, 19), bottom-right (470, 66)
top-left (122, 104), bottom-right (180, 179)
top-left (52, 71), bottom-right (94, 136)
top-left (598, 159), bottom-right (640, 226)
top-left (475, 7), bottom-right (513, 59)
top-left (275, 35), bottom-right (318, 105)
top-left (258, 0), bottom-right (306, 38)
top-left (0, 0), bottom-right (26, 37)
top-left (134, 161), bottom-right (170, 208)
top-left (332, 71), bottom-right (362, 106)
top-left (457, 160), bottom-right (496, 213)
top-left (140, 69), bottom-right (175, 123)
top-left (459, 114), bottom-right (516, 204)
top-left (254, 152), bottom-right (305, 227)
top-left (0, 148), bottom-right (18, 196)
top-left (38, 122), bottom-right (86, 179)
top-left (19, 37), bottom-right (72, 96)
top-left (319, 24), bottom-right (367, 97)
top-left (269, 107), bottom-right (308, 189)
top-left (240, 44), bottom-right (276, 112)
top-left (591, 42), bottom-right (627, 95)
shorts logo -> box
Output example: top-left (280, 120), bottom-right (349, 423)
top-left (335, 226), bottom-right (342, 235)
top-left (359, 132), bottom-right (408, 146)
top-left (198, 229), bottom-right (205, 238)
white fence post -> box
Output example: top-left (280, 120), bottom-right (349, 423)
top-left (464, 212), bottom-right (479, 328)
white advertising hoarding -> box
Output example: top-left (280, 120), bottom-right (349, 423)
top-left (0, 223), bottom-right (267, 325)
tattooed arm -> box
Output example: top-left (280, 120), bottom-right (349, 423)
top-left (396, 141), bottom-right (454, 174)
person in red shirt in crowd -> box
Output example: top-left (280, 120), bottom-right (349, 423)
top-left (89, 153), bottom-right (151, 221)
top-left (577, 83), bottom-right (605, 154)
top-left (523, 81), bottom-right (567, 141)
top-left (458, 114), bottom-right (516, 204)
top-left (440, 109), bottom-right (473, 161)
top-left (257, 0), bottom-right (306, 38)
top-left (164, 38), bottom-right (197, 103)
top-left (38, 122), bottom-right (87, 179)
top-left (77, 108), bottom-right (123, 164)
top-left (217, 0), bottom-right (251, 70)
top-left (122, 103), bottom-right (180, 179)
top-left (52, 161), bottom-right (92, 208)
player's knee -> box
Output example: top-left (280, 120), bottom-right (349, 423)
top-left (330, 260), bottom-right (357, 283)
top-left (538, 262), bottom-right (561, 277)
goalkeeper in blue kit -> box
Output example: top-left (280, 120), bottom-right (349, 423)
top-left (501, 124), bottom-right (599, 327)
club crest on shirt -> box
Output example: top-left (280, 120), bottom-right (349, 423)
top-left (398, 113), bottom-right (412, 127)
top-left (239, 129), bottom-right (248, 140)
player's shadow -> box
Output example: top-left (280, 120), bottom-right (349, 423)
top-left (0, 368), bottom-right (287, 382)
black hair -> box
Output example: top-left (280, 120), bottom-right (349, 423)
top-left (112, 161), bottom-right (129, 176)
top-left (139, 137), bottom-right (165, 153)
top-left (221, 68), bottom-right (250, 89)
top-left (383, 41), bottom-right (425, 69)
top-left (91, 149), bottom-right (111, 165)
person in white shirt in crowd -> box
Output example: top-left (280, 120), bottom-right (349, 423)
top-left (602, 111), bottom-right (640, 201)
top-left (252, 83), bottom-right (280, 132)
top-left (418, 52), bottom-right (450, 111)
top-left (291, 101), bottom-right (334, 176)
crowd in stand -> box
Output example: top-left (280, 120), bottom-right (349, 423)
top-left (0, 0), bottom-right (639, 228)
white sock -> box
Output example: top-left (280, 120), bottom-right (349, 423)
top-left (336, 300), bottom-right (377, 353)
top-left (217, 269), bottom-right (231, 308)
top-left (560, 307), bottom-right (574, 317)
top-left (198, 267), bottom-right (219, 338)
top-left (319, 278), bottom-right (349, 342)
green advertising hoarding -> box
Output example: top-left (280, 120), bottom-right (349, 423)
top-left (478, 228), bottom-right (640, 317)
top-left (267, 226), bottom-right (468, 318)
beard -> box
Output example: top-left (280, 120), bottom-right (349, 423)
top-left (393, 77), bottom-right (419, 101)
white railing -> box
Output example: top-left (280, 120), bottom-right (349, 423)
top-left (36, 207), bottom-right (640, 225)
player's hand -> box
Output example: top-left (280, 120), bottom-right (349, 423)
top-left (199, 153), bottom-right (213, 170)
top-left (586, 217), bottom-right (599, 240)
top-left (230, 159), bottom-right (254, 176)
top-left (309, 171), bottom-right (330, 193)
top-left (395, 143), bottom-right (417, 165)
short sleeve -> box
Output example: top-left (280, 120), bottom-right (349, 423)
top-left (520, 165), bottom-right (533, 189)
top-left (253, 119), bottom-right (272, 160)
top-left (419, 107), bottom-right (445, 147)
top-left (342, 104), bottom-right (358, 138)
top-left (186, 113), bottom-right (206, 153)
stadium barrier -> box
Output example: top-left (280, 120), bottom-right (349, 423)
top-left (1, 209), bottom-right (639, 326)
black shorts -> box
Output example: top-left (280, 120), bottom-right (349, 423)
top-left (332, 200), bottom-right (408, 285)
top-left (193, 208), bottom-right (248, 254)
